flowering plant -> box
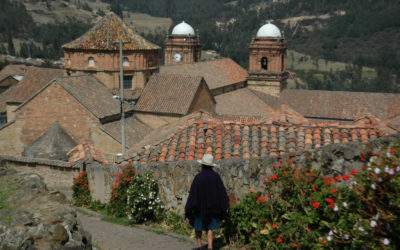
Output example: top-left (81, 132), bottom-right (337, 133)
top-left (72, 171), bottom-right (91, 206)
top-left (225, 144), bottom-right (400, 249)
top-left (126, 171), bottom-right (164, 224)
top-left (107, 163), bottom-right (137, 217)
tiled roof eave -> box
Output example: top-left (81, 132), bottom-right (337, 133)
top-left (134, 109), bottom-right (186, 117)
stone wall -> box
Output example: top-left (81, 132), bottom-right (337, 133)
top-left (0, 155), bottom-right (79, 191)
top-left (87, 133), bottom-right (400, 212)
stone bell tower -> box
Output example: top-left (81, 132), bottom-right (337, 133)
top-left (247, 23), bottom-right (288, 97)
top-left (164, 21), bottom-right (201, 66)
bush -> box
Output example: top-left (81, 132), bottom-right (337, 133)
top-left (107, 161), bottom-right (164, 224)
top-left (126, 171), bottom-right (163, 224)
top-left (224, 145), bottom-right (400, 249)
top-left (107, 163), bottom-right (137, 217)
top-left (72, 171), bottom-right (91, 206)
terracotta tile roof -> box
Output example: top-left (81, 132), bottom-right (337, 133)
top-left (62, 12), bottom-right (159, 51)
top-left (255, 89), bottom-right (400, 121)
top-left (101, 115), bottom-right (153, 149)
top-left (135, 74), bottom-right (208, 115)
top-left (385, 115), bottom-right (400, 130)
top-left (53, 75), bottom-right (122, 119)
top-left (160, 58), bottom-right (248, 91)
top-left (0, 64), bottom-right (29, 81)
top-left (215, 88), bottom-right (276, 117)
top-left (122, 111), bottom-right (396, 164)
top-left (0, 84), bottom-right (17, 113)
top-left (68, 144), bottom-right (109, 167)
top-left (7, 67), bottom-right (63, 104)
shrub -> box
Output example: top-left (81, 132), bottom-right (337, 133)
top-left (72, 171), bottom-right (91, 206)
top-left (107, 161), bottom-right (164, 224)
top-left (107, 163), bottom-right (137, 217)
top-left (224, 144), bottom-right (400, 249)
top-left (126, 171), bottom-right (164, 224)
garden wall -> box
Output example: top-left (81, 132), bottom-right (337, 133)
top-left (0, 155), bottom-right (80, 191)
top-left (86, 133), bottom-right (400, 211)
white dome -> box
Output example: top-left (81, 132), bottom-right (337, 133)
top-left (171, 21), bottom-right (195, 36)
top-left (256, 23), bottom-right (281, 37)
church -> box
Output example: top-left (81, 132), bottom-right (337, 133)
top-left (0, 12), bottom-right (399, 162)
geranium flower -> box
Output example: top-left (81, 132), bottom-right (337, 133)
top-left (326, 198), bottom-right (334, 203)
top-left (342, 174), bottom-right (350, 180)
top-left (312, 202), bottom-right (320, 208)
top-left (350, 170), bottom-right (358, 175)
top-left (272, 224), bottom-right (278, 228)
top-left (330, 189), bottom-right (336, 193)
top-left (312, 187), bottom-right (316, 191)
top-left (334, 175), bottom-right (341, 180)
top-left (250, 189), bottom-right (254, 193)
top-left (276, 238), bottom-right (282, 243)
top-left (271, 175), bottom-right (278, 179)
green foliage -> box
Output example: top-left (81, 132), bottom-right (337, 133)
top-left (163, 210), bottom-right (192, 236)
top-left (107, 162), bottom-right (163, 224)
top-left (126, 171), bottom-right (164, 224)
top-left (72, 171), bottom-right (91, 207)
top-left (225, 146), bottom-right (400, 249)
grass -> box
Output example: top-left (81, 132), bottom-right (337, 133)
top-left (101, 215), bottom-right (132, 227)
top-left (0, 177), bottom-right (20, 224)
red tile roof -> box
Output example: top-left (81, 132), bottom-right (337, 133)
top-left (215, 88), bottom-right (276, 117)
top-left (101, 115), bottom-right (153, 149)
top-left (135, 74), bottom-right (209, 115)
top-left (160, 58), bottom-right (248, 91)
top-left (255, 89), bottom-right (400, 121)
top-left (6, 67), bottom-right (63, 104)
top-left (15, 75), bottom-right (122, 120)
top-left (62, 12), bottom-right (159, 51)
top-left (121, 111), bottom-right (396, 164)
top-left (0, 64), bottom-right (29, 82)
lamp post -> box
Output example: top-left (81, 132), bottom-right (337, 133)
top-left (119, 39), bottom-right (126, 154)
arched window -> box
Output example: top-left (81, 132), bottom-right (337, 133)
top-left (123, 57), bottom-right (130, 67)
top-left (88, 57), bottom-right (95, 67)
top-left (261, 57), bottom-right (268, 70)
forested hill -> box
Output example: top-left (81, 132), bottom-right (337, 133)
top-left (1, 0), bottom-right (399, 92)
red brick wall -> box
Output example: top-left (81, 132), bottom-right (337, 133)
top-left (189, 81), bottom-right (215, 114)
top-left (16, 82), bottom-right (99, 146)
top-left (64, 50), bottom-right (159, 90)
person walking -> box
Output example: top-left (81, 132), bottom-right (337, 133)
top-left (185, 154), bottom-right (230, 250)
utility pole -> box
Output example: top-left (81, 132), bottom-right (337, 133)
top-left (119, 38), bottom-right (126, 154)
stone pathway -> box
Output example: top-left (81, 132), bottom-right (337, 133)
top-left (76, 208), bottom-right (200, 250)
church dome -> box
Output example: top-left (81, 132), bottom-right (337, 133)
top-left (171, 21), bottom-right (195, 36)
top-left (256, 23), bottom-right (281, 38)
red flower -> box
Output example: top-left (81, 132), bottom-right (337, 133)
top-left (326, 198), bottom-right (334, 203)
top-left (276, 238), bottom-right (282, 243)
top-left (292, 243), bottom-right (298, 248)
top-left (272, 224), bottom-right (278, 228)
top-left (311, 187), bottom-right (316, 191)
top-left (271, 175), bottom-right (278, 179)
top-left (260, 185), bottom-right (264, 189)
top-left (342, 174), bottom-right (350, 180)
top-left (251, 234), bottom-right (255, 238)
top-left (350, 170), bottom-right (358, 175)
top-left (361, 156), bottom-right (365, 161)
top-left (307, 227), bottom-right (311, 231)
top-left (272, 164), bottom-right (276, 168)
top-left (312, 202), bottom-right (320, 208)
top-left (289, 158), bottom-right (294, 163)
top-left (279, 234), bottom-right (283, 237)
top-left (249, 189), bottom-right (254, 193)
top-left (278, 163), bottom-right (282, 167)
top-left (294, 169), bottom-right (298, 173)
top-left (267, 193), bottom-right (271, 197)
top-left (125, 177), bottom-right (131, 182)
top-left (278, 158), bottom-right (283, 162)
top-left (283, 171), bottom-right (287, 174)
top-left (78, 179), bottom-right (83, 183)
top-left (334, 175), bottom-right (341, 180)
top-left (264, 218), bottom-right (268, 222)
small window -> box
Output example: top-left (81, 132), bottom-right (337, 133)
top-left (123, 75), bottom-right (133, 89)
top-left (123, 57), bottom-right (130, 67)
top-left (261, 57), bottom-right (268, 70)
top-left (0, 113), bottom-right (7, 126)
top-left (88, 57), bottom-right (95, 67)
top-left (148, 57), bottom-right (153, 67)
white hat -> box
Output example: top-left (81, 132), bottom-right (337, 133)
top-left (197, 154), bottom-right (218, 167)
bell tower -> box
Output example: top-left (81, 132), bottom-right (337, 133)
top-left (164, 21), bottom-right (201, 66)
top-left (247, 23), bottom-right (288, 97)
